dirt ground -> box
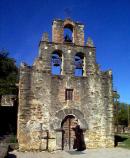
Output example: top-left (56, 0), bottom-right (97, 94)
top-left (8, 148), bottom-right (130, 158)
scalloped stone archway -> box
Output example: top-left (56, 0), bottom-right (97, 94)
top-left (52, 108), bottom-right (88, 130)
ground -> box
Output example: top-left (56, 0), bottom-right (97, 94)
top-left (8, 148), bottom-right (130, 158)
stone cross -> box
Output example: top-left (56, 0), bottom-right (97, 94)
top-left (64, 8), bottom-right (72, 19)
top-left (39, 126), bottom-right (55, 151)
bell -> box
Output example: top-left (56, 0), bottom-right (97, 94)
top-left (54, 63), bottom-right (60, 66)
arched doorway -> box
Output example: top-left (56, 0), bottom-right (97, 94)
top-left (61, 115), bottom-right (77, 150)
top-left (53, 109), bottom-right (87, 150)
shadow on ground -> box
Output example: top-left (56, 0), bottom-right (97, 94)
top-left (114, 135), bottom-right (128, 147)
top-left (5, 153), bottom-right (16, 158)
top-left (66, 150), bottom-right (86, 155)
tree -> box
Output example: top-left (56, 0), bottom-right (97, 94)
top-left (118, 103), bottom-right (128, 126)
top-left (0, 49), bottom-right (18, 97)
top-left (113, 90), bottom-right (120, 132)
top-left (114, 101), bottom-right (130, 133)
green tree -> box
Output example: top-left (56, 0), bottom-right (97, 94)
top-left (113, 90), bottom-right (120, 132)
top-left (118, 103), bottom-right (128, 126)
top-left (113, 91), bottom-right (130, 132)
top-left (114, 100), bottom-right (130, 132)
top-left (0, 49), bottom-right (18, 97)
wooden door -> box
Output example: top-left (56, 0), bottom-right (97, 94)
top-left (62, 115), bottom-right (76, 150)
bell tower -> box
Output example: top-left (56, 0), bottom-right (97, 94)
top-left (52, 19), bottom-right (84, 46)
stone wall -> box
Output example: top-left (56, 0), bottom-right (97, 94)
top-left (0, 95), bottom-right (16, 106)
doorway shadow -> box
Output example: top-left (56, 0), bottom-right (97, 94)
top-left (114, 135), bottom-right (128, 147)
top-left (5, 153), bottom-right (16, 158)
top-left (66, 150), bottom-right (86, 155)
top-left (72, 125), bottom-right (86, 151)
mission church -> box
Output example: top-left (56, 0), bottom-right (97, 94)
top-left (18, 18), bottom-right (114, 151)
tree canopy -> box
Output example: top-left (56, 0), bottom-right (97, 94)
top-left (118, 103), bottom-right (130, 126)
top-left (0, 50), bottom-right (18, 96)
top-left (113, 90), bottom-right (130, 131)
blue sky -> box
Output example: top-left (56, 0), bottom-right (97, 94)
top-left (0, 0), bottom-right (130, 104)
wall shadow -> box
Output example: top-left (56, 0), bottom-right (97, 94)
top-left (67, 150), bottom-right (86, 155)
top-left (0, 101), bottom-right (18, 136)
top-left (5, 153), bottom-right (16, 158)
top-left (114, 135), bottom-right (128, 147)
top-left (72, 125), bottom-right (86, 151)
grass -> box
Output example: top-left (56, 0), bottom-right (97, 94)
top-left (116, 134), bottom-right (130, 149)
top-left (8, 135), bottom-right (17, 143)
top-left (0, 134), bottom-right (17, 144)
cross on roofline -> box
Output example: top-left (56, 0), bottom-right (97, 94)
top-left (64, 8), bottom-right (72, 19)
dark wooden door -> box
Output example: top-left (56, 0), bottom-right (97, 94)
top-left (62, 115), bottom-right (76, 150)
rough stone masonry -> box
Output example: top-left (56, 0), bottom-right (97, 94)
top-left (18, 18), bottom-right (114, 151)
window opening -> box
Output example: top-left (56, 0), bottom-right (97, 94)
top-left (65, 89), bottom-right (73, 100)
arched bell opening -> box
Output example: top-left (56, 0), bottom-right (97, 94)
top-left (64, 24), bottom-right (74, 43)
top-left (51, 50), bottom-right (63, 75)
top-left (74, 52), bottom-right (85, 76)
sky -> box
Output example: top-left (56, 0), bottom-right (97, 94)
top-left (0, 0), bottom-right (130, 104)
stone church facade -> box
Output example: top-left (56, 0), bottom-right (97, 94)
top-left (18, 18), bottom-right (114, 151)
